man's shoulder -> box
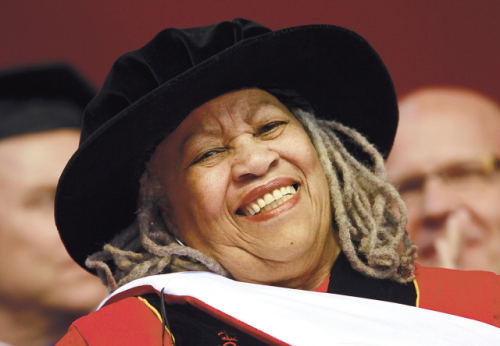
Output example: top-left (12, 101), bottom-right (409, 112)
top-left (414, 263), bottom-right (498, 325)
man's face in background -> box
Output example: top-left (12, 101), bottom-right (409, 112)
top-left (386, 88), bottom-right (500, 273)
top-left (0, 129), bottom-right (107, 313)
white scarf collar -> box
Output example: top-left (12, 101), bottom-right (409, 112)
top-left (99, 271), bottom-right (500, 345)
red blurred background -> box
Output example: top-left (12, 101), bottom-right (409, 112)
top-left (1, 0), bottom-right (499, 100)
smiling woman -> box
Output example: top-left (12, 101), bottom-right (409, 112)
top-left (54, 19), bottom-right (500, 346)
top-left (146, 89), bottom-right (339, 290)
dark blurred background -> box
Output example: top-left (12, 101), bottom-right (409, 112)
top-left (2, 0), bottom-right (499, 100)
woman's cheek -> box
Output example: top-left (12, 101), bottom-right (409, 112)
top-left (185, 166), bottom-right (228, 212)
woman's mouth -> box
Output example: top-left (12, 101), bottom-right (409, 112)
top-left (238, 184), bottom-right (298, 216)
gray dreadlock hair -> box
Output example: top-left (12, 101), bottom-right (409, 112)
top-left (86, 170), bottom-right (230, 292)
top-left (292, 109), bottom-right (416, 283)
top-left (87, 107), bottom-right (416, 292)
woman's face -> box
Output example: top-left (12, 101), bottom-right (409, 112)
top-left (148, 88), bottom-right (338, 289)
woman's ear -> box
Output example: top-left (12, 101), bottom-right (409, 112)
top-left (158, 203), bottom-right (181, 239)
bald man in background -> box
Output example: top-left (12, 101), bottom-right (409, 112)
top-left (0, 64), bottom-right (108, 346)
top-left (386, 87), bottom-right (500, 273)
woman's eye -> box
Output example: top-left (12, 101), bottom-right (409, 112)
top-left (192, 149), bottom-right (224, 165)
top-left (256, 121), bottom-right (286, 137)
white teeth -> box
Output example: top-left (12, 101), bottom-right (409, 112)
top-left (245, 208), bottom-right (256, 216)
top-left (272, 189), bottom-right (283, 199)
top-left (263, 193), bottom-right (274, 204)
top-left (250, 203), bottom-right (260, 213)
top-left (242, 185), bottom-right (297, 216)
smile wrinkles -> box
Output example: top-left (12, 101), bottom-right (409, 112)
top-left (239, 185), bottom-right (297, 216)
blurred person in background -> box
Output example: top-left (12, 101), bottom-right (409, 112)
top-left (386, 86), bottom-right (500, 273)
top-left (0, 64), bottom-right (108, 346)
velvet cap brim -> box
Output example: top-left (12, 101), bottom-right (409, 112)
top-left (55, 19), bottom-right (398, 271)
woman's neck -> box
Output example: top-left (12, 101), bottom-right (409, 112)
top-left (258, 232), bottom-right (340, 291)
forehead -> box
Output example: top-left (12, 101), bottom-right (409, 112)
top-left (0, 130), bottom-right (80, 187)
top-left (154, 88), bottom-right (289, 148)
top-left (387, 90), bottom-right (500, 178)
top-left (181, 88), bottom-right (288, 129)
top-left (401, 91), bottom-right (500, 149)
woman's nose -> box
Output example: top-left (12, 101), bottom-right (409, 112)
top-left (230, 137), bottom-right (279, 182)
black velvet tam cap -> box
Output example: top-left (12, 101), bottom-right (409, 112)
top-left (55, 18), bottom-right (399, 270)
top-left (0, 63), bottom-right (95, 140)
